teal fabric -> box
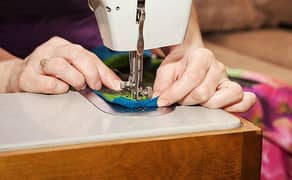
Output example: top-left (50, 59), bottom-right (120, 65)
top-left (91, 46), bottom-right (160, 109)
top-left (94, 90), bottom-right (158, 109)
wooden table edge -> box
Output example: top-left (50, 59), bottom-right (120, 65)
top-left (0, 117), bottom-right (261, 157)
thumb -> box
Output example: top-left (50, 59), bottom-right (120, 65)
top-left (153, 63), bottom-right (176, 97)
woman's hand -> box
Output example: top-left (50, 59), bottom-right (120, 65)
top-left (10, 36), bottom-right (121, 94)
top-left (153, 44), bottom-right (256, 113)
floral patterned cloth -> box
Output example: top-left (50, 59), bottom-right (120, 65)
top-left (228, 69), bottom-right (292, 180)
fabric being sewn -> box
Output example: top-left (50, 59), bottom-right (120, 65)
top-left (94, 90), bottom-right (158, 109)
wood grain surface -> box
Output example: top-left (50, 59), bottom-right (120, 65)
top-left (0, 119), bottom-right (262, 180)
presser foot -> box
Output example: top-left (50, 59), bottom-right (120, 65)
top-left (120, 81), bottom-right (153, 100)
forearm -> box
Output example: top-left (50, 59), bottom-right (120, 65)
top-left (184, 3), bottom-right (204, 48)
top-left (0, 48), bottom-right (23, 93)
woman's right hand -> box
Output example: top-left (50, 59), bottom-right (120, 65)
top-left (11, 36), bottom-right (121, 94)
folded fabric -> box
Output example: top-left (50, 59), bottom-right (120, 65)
top-left (91, 46), bottom-right (159, 109)
top-left (92, 45), bottom-right (152, 61)
top-left (94, 90), bottom-right (158, 109)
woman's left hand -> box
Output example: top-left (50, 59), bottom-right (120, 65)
top-left (153, 44), bottom-right (256, 113)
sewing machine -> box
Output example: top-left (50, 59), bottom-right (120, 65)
top-left (0, 1), bottom-right (262, 179)
top-left (85, 0), bottom-right (192, 115)
top-left (89, 0), bottom-right (192, 100)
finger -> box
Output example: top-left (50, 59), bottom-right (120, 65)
top-left (19, 72), bottom-right (69, 94)
top-left (224, 92), bottom-right (256, 112)
top-left (153, 64), bottom-right (177, 96)
top-left (95, 61), bottom-right (122, 91)
top-left (201, 80), bottom-right (244, 109)
top-left (27, 37), bottom-right (72, 64)
top-left (55, 44), bottom-right (101, 90)
top-left (158, 49), bottom-right (212, 107)
top-left (41, 57), bottom-right (86, 90)
top-left (45, 36), bottom-right (71, 47)
top-left (153, 50), bottom-right (186, 95)
top-left (55, 44), bottom-right (119, 89)
top-left (179, 62), bottom-right (226, 105)
top-left (152, 48), bottom-right (166, 58)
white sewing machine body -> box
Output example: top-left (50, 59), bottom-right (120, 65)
top-left (91, 0), bottom-right (192, 51)
top-left (88, 0), bottom-right (192, 100)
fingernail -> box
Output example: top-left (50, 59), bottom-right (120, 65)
top-left (152, 92), bottom-right (160, 98)
top-left (113, 79), bottom-right (121, 90)
top-left (56, 83), bottom-right (69, 93)
top-left (81, 84), bottom-right (87, 90)
top-left (158, 50), bottom-right (166, 58)
top-left (95, 81), bottom-right (102, 90)
top-left (157, 98), bottom-right (170, 107)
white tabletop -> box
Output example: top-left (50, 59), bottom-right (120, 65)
top-left (0, 91), bottom-right (240, 152)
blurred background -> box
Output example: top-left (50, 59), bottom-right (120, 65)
top-left (195, 0), bottom-right (292, 84)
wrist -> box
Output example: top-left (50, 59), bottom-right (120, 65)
top-left (6, 59), bottom-right (24, 93)
top-left (184, 38), bottom-right (205, 49)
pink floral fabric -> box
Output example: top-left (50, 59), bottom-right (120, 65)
top-left (228, 68), bottom-right (292, 179)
